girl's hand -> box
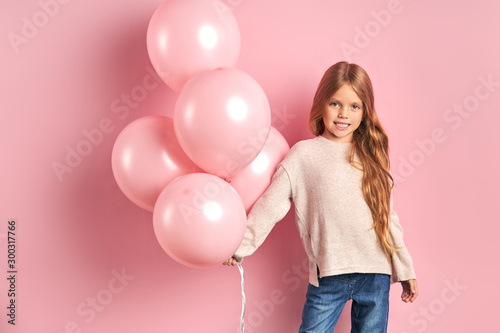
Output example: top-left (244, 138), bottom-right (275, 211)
top-left (401, 279), bottom-right (418, 303)
top-left (222, 257), bottom-right (237, 266)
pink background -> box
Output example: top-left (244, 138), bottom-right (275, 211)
top-left (1, 0), bottom-right (499, 332)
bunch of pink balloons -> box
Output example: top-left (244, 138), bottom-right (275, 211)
top-left (111, 0), bottom-right (290, 268)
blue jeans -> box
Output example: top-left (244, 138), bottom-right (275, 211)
top-left (299, 273), bottom-right (390, 333)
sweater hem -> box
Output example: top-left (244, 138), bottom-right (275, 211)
top-left (319, 266), bottom-right (393, 279)
top-left (309, 266), bottom-right (394, 287)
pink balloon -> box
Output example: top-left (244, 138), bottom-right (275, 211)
top-left (229, 127), bottom-right (290, 213)
top-left (153, 173), bottom-right (246, 268)
top-left (174, 68), bottom-right (272, 179)
top-left (112, 116), bottom-right (201, 212)
top-left (146, 0), bottom-right (240, 92)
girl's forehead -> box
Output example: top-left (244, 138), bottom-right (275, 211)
top-left (329, 85), bottom-right (362, 103)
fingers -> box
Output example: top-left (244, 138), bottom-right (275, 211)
top-left (402, 289), bottom-right (418, 302)
top-left (409, 280), bottom-right (419, 302)
top-left (401, 279), bottom-right (419, 303)
top-left (401, 289), bottom-right (413, 303)
top-left (409, 290), bottom-right (418, 302)
top-left (222, 257), bottom-right (237, 266)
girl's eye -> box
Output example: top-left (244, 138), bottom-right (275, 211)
top-left (330, 102), bottom-right (339, 107)
top-left (352, 105), bottom-right (361, 110)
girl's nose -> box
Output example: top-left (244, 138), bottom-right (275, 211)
top-left (339, 107), bottom-right (348, 118)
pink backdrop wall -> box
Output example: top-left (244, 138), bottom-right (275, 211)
top-left (1, 0), bottom-right (499, 332)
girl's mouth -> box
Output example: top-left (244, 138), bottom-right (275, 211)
top-left (334, 122), bottom-right (350, 129)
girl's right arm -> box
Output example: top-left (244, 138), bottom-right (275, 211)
top-left (229, 164), bottom-right (293, 263)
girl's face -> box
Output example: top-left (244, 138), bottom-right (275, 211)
top-left (322, 84), bottom-right (364, 143)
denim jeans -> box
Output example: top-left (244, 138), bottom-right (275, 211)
top-left (299, 273), bottom-right (390, 333)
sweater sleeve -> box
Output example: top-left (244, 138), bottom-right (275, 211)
top-left (233, 164), bottom-right (293, 262)
top-left (389, 190), bottom-right (417, 284)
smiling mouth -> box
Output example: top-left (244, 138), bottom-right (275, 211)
top-left (334, 122), bottom-right (350, 128)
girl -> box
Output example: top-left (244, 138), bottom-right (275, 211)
top-left (224, 61), bottom-right (418, 332)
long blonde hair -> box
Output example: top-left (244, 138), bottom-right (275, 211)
top-left (309, 61), bottom-right (403, 259)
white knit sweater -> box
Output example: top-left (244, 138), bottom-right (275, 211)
top-left (233, 135), bottom-right (417, 287)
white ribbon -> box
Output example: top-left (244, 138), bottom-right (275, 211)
top-left (236, 262), bottom-right (246, 333)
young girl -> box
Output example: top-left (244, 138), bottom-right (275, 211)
top-left (224, 61), bottom-right (418, 332)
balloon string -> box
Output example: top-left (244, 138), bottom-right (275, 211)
top-left (236, 262), bottom-right (246, 333)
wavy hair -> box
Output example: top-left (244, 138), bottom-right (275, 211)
top-left (309, 61), bottom-right (404, 259)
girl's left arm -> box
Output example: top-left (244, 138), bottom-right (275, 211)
top-left (388, 189), bottom-right (418, 284)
